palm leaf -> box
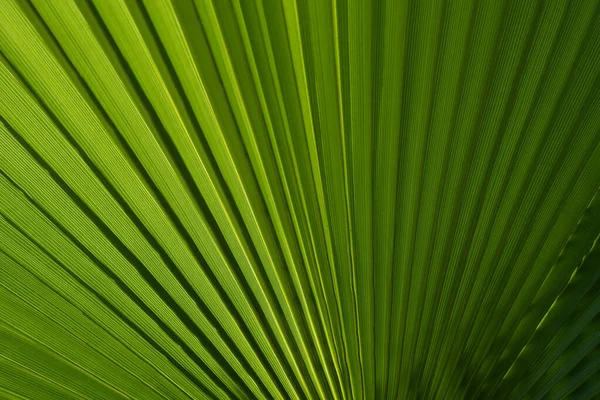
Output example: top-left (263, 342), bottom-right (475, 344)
top-left (1, 0), bottom-right (600, 398)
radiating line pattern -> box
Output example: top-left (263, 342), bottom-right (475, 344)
top-left (0, 0), bottom-right (600, 399)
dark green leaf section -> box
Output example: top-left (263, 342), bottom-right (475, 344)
top-left (1, 0), bottom-right (600, 399)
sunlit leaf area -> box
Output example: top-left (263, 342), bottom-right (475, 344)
top-left (1, 0), bottom-right (600, 399)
